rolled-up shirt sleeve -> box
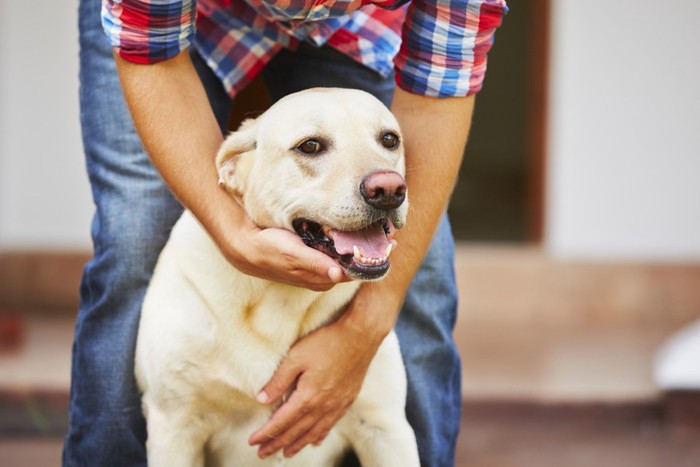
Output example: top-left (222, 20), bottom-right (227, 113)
top-left (394, 0), bottom-right (507, 97)
top-left (101, 0), bottom-right (196, 64)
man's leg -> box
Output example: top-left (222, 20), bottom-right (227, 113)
top-left (63, 2), bottom-right (183, 464)
top-left (63, 2), bottom-right (232, 465)
top-left (394, 216), bottom-right (461, 467)
top-left (262, 44), bottom-right (462, 467)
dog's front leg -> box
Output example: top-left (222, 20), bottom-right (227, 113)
top-left (338, 332), bottom-right (420, 467)
top-left (144, 401), bottom-right (209, 467)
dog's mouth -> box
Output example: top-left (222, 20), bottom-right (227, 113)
top-left (292, 218), bottom-right (397, 280)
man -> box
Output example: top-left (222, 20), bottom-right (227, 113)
top-left (63, 0), bottom-right (506, 465)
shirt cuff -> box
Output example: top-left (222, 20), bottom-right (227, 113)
top-left (394, 0), bottom-right (507, 97)
top-left (101, 0), bottom-right (196, 64)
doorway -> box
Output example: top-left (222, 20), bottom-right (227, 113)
top-left (448, 1), bottom-right (548, 243)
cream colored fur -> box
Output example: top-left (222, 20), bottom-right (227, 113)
top-left (135, 88), bottom-right (419, 466)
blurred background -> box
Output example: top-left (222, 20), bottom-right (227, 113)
top-left (1, 1), bottom-right (699, 466)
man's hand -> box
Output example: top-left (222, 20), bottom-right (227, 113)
top-left (248, 310), bottom-right (384, 459)
top-left (222, 215), bottom-right (347, 291)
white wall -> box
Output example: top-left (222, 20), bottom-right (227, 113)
top-left (2, 1), bottom-right (700, 261)
top-left (546, 0), bottom-right (700, 261)
top-left (0, 1), bottom-right (92, 250)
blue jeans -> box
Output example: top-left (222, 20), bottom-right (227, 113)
top-left (64, 1), bottom-right (461, 465)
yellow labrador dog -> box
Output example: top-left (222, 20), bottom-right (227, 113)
top-left (135, 88), bottom-right (420, 466)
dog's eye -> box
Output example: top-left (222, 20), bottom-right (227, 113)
top-left (381, 132), bottom-right (400, 150)
top-left (296, 139), bottom-right (323, 155)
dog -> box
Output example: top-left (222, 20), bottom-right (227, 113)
top-left (135, 88), bottom-right (420, 466)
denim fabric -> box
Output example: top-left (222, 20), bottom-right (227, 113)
top-left (64, 2), bottom-right (460, 465)
top-left (395, 216), bottom-right (462, 467)
top-left (64, 2), bottom-right (184, 466)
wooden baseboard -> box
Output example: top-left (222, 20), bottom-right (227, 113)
top-left (454, 246), bottom-right (700, 331)
top-left (1, 247), bottom-right (699, 331)
top-left (664, 390), bottom-right (700, 436)
top-left (0, 251), bottom-right (90, 312)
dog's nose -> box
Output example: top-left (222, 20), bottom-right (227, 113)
top-left (360, 170), bottom-right (406, 211)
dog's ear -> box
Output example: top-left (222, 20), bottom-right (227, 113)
top-left (216, 118), bottom-right (258, 195)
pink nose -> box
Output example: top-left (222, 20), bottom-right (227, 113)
top-left (360, 170), bottom-right (406, 211)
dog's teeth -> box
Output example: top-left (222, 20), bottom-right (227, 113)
top-left (353, 245), bottom-right (361, 259)
top-left (359, 257), bottom-right (386, 266)
top-left (385, 244), bottom-right (393, 257)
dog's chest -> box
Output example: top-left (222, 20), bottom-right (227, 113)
top-left (232, 281), bottom-right (359, 352)
top-left (164, 213), bottom-right (360, 392)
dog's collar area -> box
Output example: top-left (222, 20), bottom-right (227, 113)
top-left (292, 218), bottom-right (395, 280)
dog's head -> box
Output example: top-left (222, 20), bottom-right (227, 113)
top-left (216, 88), bottom-right (408, 281)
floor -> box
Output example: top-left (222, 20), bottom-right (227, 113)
top-left (457, 402), bottom-right (700, 467)
top-left (2, 246), bottom-right (700, 465)
top-left (2, 404), bottom-right (700, 467)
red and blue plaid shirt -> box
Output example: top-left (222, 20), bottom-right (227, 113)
top-left (102, 0), bottom-right (507, 98)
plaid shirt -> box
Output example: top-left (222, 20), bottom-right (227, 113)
top-left (102, 0), bottom-right (507, 97)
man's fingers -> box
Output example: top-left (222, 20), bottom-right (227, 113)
top-left (248, 228), bottom-right (347, 289)
top-left (254, 361), bottom-right (300, 408)
top-left (282, 413), bottom-right (338, 458)
top-left (256, 409), bottom-right (317, 458)
top-left (254, 392), bottom-right (345, 459)
top-left (326, 265), bottom-right (345, 283)
top-left (249, 388), bottom-right (311, 448)
top-left (284, 242), bottom-right (346, 285)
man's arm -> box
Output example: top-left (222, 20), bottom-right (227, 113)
top-left (113, 50), bottom-right (345, 289)
top-left (249, 86), bottom-right (475, 458)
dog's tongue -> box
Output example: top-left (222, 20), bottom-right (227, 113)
top-left (332, 223), bottom-right (388, 259)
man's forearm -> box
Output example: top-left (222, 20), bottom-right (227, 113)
top-left (113, 50), bottom-right (245, 247)
top-left (342, 87), bottom-right (475, 339)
